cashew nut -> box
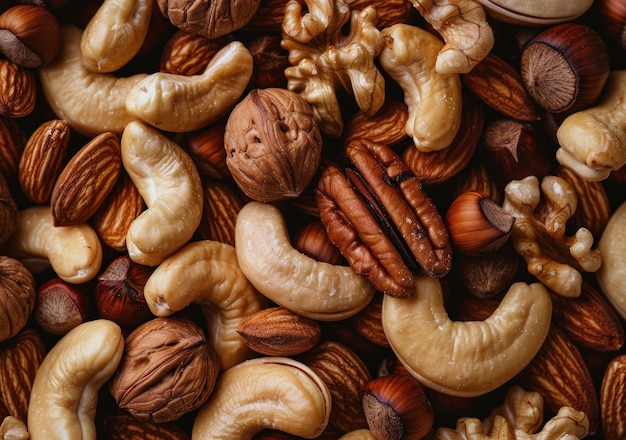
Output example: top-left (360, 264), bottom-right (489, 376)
top-left (143, 240), bottom-right (267, 369)
top-left (38, 25), bottom-right (148, 136)
top-left (125, 41), bottom-right (253, 133)
top-left (556, 70), bottom-right (626, 181)
top-left (379, 24), bottom-right (462, 152)
top-left (339, 430), bottom-right (378, 440)
top-left (80, 0), bottom-right (152, 73)
top-left (121, 120), bottom-right (203, 266)
top-left (382, 275), bottom-right (552, 397)
top-left (192, 357), bottom-right (331, 439)
top-left (28, 319), bottom-right (124, 440)
top-left (596, 200), bottom-right (626, 320)
top-left (0, 205), bottom-right (102, 284)
top-left (235, 201), bottom-right (376, 321)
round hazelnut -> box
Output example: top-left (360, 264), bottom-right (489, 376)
top-left (34, 277), bottom-right (92, 335)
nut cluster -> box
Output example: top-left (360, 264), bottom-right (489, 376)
top-left (0, 0), bottom-right (624, 439)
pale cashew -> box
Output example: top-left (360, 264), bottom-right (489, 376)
top-left (28, 319), bottom-right (124, 440)
top-left (339, 430), bottom-right (378, 439)
top-left (38, 25), bottom-right (148, 137)
top-left (143, 240), bottom-right (267, 369)
top-left (379, 24), bottom-right (462, 152)
top-left (282, 0), bottom-right (334, 42)
top-left (0, 206), bottom-right (102, 284)
top-left (556, 70), bottom-right (626, 181)
top-left (80, 0), bottom-right (153, 73)
top-left (382, 275), bottom-right (552, 397)
top-left (596, 200), bottom-right (626, 320)
top-left (192, 357), bottom-right (331, 439)
top-left (235, 201), bottom-right (376, 321)
top-left (125, 41), bottom-right (253, 132)
top-left (121, 120), bottom-right (203, 266)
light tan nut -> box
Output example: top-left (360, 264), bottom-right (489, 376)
top-left (503, 175), bottom-right (601, 298)
top-left (0, 258), bottom-right (35, 343)
top-left (27, 319), bottom-right (124, 440)
top-left (38, 25), bottom-right (148, 136)
top-left (50, 132), bottom-right (122, 226)
top-left (409, 0), bottom-right (494, 74)
top-left (556, 70), bottom-right (626, 181)
top-left (282, 0), bottom-right (333, 42)
top-left (0, 58), bottom-right (36, 118)
top-left (475, 0), bottom-right (593, 26)
top-left (80, 0), bottom-right (152, 72)
top-left (143, 240), bottom-right (267, 369)
top-left (382, 275), bottom-right (552, 397)
top-left (281, 0), bottom-right (385, 137)
top-left (596, 199), bottom-right (626, 320)
top-left (121, 121), bottom-right (203, 266)
top-left (235, 201), bottom-right (376, 321)
top-left (379, 24), bottom-right (462, 152)
top-left (338, 430), bottom-right (377, 440)
top-left (601, 354), bottom-right (626, 440)
top-left (1, 205), bottom-right (102, 284)
top-left (125, 40), bottom-right (253, 133)
top-left (192, 357), bottom-right (331, 439)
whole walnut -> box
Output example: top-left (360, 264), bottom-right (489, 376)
top-left (0, 257), bottom-right (36, 343)
top-left (108, 316), bottom-right (220, 423)
top-left (224, 88), bottom-right (323, 202)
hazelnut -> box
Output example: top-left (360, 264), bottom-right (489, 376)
top-left (224, 88), bottom-right (323, 202)
top-left (292, 220), bottom-right (343, 265)
top-left (34, 277), bottom-right (92, 335)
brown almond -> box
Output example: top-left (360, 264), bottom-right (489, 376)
top-left (350, 294), bottom-right (389, 348)
top-left (462, 53), bottom-right (541, 122)
top-left (18, 119), bottom-right (70, 204)
top-left (236, 306), bottom-right (321, 356)
top-left (343, 100), bottom-right (409, 147)
top-left (50, 132), bottom-right (122, 226)
top-left (0, 116), bottom-right (26, 185)
top-left (199, 179), bottom-right (244, 247)
top-left (601, 354), bottom-right (626, 440)
top-left (0, 59), bottom-right (36, 118)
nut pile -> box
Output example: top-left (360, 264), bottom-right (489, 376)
top-left (0, 0), bottom-right (624, 439)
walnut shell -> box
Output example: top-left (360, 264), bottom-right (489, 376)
top-left (108, 316), bottom-right (220, 423)
top-left (0, 257), bottom-right (36, 343)
top-left (224, 88), bottom-right (323, 202)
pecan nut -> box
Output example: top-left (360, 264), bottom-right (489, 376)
top-left (315, 139), bottom-right (452, 297)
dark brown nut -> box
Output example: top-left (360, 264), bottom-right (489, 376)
top-left (350, 293), bottom-right (389, 347)
top-left (453, 162), bottom-right (502, 205)
top-left (160, 30), bottom-right (232, 75)
top-left (0, 172), bottom-right (17, 246)
top-left (0, 257), bottom-right (35, 343)
top-left (186, 121), bottom-right (231, 179)
top-left (0, 5), bottom-right (60, 68)
top-left (109, 316), bottom-right (221, 423)
top-left (199, 178), bottom-right (244, 246)
top-left (601, 354), bottom-right (626, 440)
top-left (101, 409), bottom-right (191, 440)
top-left (0, 328), bottom-right (46, 423)
top-left (0, 116), bottom-right (26, 186)
top-left (248, 34), bottom-right (290, 90)
top-left (342, 100), bottom-right (409, 147)
top-left (224, 88), bottom-right (323, 202)
top-left (18, 119), bottom-right (70, 204)
top-left (156, 0), bottom-right (261, 39)
top-left (315, 139), bottom-right (452, 298)
top-left (293, 219), bottom-right (343, 265)
top-left (34, 277), bottom-right (92, 335)
top-left (0, 58), bottom-right (36, 118)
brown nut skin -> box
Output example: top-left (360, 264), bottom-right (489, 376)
top-left (0, 257), bottom-right (35, 343)
top-left (225, 88), bottom-right (323, 202)
top-left (109, 316), bottom-right (221, 424)
top-left (0, 172), bottom-right (18, 245)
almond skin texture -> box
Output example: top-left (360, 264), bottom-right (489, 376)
top-left (51, 132), bottom-right (122, 226)
top-left (601, 354), bottom-right (626, 440)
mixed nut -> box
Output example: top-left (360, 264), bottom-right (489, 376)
top-left (0, 0), bottom-right (624, 439)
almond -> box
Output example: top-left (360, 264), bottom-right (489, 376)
top-left (343, 100), bottom-right (409, 147)
top-left (0, 116), bottom-right (26, 185)
top-left (199, 179), bottom-right (244, 247)
top-left (50, 132), bottom-right (122, 226)
top-left (236, 306), bottom-right (320, 356)
top-left (0, 59), bottom-right (36, 118)
top-left (462, 53), bottom-right (541, 122)
top-left (350, 294), bottom-right (389, 348)
top-left (601, 354), bottom-right (626, 440)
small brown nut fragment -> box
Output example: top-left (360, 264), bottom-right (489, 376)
top-left (0, 172), bottom-right (18, 245)
top-left (0, 58), bottom-right (35, 118)
top-left (157, 0), bottom-right (261, 39)
top-left (109, 316), bottom-right (220, 423)
top-left (293, 219), bottom-right (344, 265)
top-left (0, 4), bottom-right (60, 68)
top-left (316, 139), bottom-right (452, 297)
top-left (34, 278), bottom-right (92, 336)
top-left (601, 354), bottom-right (626, 440)
top-left (199, 179), bottom-right (243, 246)
top-left (0, 116), bottom-right (26, 186)
top-left (0, 257), bottom-right (35, 343)
top-left (224, 88), bottom-right (323, 202)
top-left (185, 121), bottom-right (230, 179)
top-left (342, 100), bottom-right (409, 147)
top-left (100, 409), bottom-right (191, 440)
top-left (18, 119), bottom-right (70, 204)
top-left (50, 132), bottom-right (122, 227)
top-left (0, 328), bottom-right (46, 423)
top-left (236, 306), bottom-right (321, 356)
top-left (350, 294), bottom-right (388, 347)
top-left (160, 30), bottom-right (231, 75)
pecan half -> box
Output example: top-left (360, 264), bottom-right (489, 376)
top-left (315, 139), bottom-right (452, 297)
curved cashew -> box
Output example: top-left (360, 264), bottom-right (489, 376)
top-left (28, 319), bottom-right (124, 440)
top-left (596, 200), bottom-right (626, 320)
top-left (121, 121), bottom-right (203, 266)
top-left (379, 24), bottom-right (462, 152)
top-left (38, 25), bottom-right (148, 136)
top-left (125, 41), bottom-right (253, 133)
top-left (192, 357), bottom-right (331, 439)
top-left (143, 240), bottom-right (267, 369)
top-left (235, 201), bottom-right (376, 321)
top-left (382, 276), bottom-right (552, 397)
top-left (556, 70), bottom-right (626, 182)
top-left (410, 0), bottom-right (494, 74)
top-left (80, 0), bottom-right (153, 73)
top-left (0, 206), bottom-right (102, 284)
